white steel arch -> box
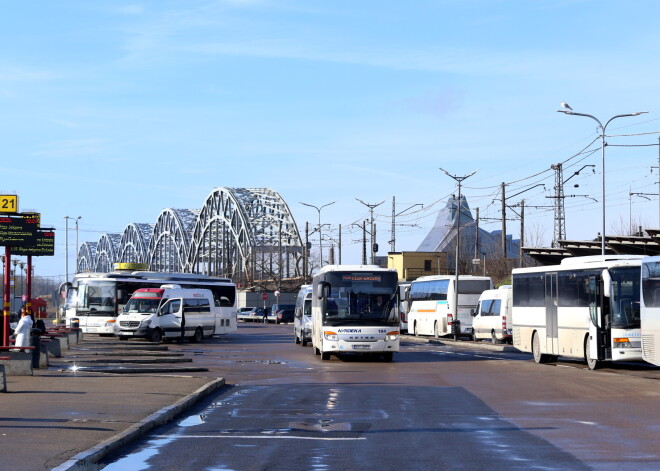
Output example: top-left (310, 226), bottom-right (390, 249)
top-left (147, 209), bottom-right (198, 273)
top-left (77, 241), bottom-right (97, 273)
top-left (95, 234), bottom-right (122, 272)
top-left (118, 223), bottom-right (153, 264)
top-left (188, 187), bottom-right (303, 287)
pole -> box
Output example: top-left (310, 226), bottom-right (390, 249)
top-left (338, 224), bottom-right (342, 265)
top-left (75, 217), bottom-right (80, 274)
top-left (299, 201), bottom-right (335, 270)
top-left (362, 221), bottom-right (367, 265)
top-left (501, 182), bottom-right (507, 259)
top-left (26, 256), bottom-right (32, 315)
top-left (391, 196), bottom-right (396, 252)
top-left (3, 247), bottom-right (10, 347)
top-left (64, 216), bottom-right (69, 284)
top-left (601, 129), bottom-right (606, 254)
top-left (519, 200), bottom-right (525, 268)
top-left (304, 222), bottom-right (309, 283)
top-left (438, 167), bottom-right (477, 340)
top-left (474, 207), bottom-right (479, 274)
top-left (355, 199), bottom-right (384, 265)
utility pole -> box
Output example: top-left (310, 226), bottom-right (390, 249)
top-left (391, 196), bottom-right (395, 252)
top-left (362, 221), bottom-right (367, 264)
top-left (550, 163), bottom-right (565, 247)
top-left (474, 207), bottom-right (479, 275)
top-left (439, 167), bottom-right (478, 340)
top-left (519, 200), bottom-right (525, 268)
top-left (304, 222), bottom-right (309, 282)
top-left (501, 183), bottom-right (507, 259)
top-left (338, 224), bottom-right (342, 265)
top-left (355, 198), bottom-right (384, 264)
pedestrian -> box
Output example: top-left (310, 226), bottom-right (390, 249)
top-left (262, 308), bottom-right (268, 324)
top-left (179, 307), bottom-right (186, 343)
top-left (13, 307), bottom-right (34, 350)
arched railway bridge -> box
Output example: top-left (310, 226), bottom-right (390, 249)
top-left (76, 188), bottom-right (305, 288)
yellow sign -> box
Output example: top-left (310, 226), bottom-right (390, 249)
top-left (0, 195), bottom-right (18, 213)
top-left (114, 262), bottom-right (149, 271)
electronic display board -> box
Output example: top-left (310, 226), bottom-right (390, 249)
top-left (0, 213), bottom-right (40, 248)
top-left (12, 229), bottom-right (55, 256)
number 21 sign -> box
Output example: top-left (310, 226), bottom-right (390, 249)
top-left (0, 195), bottom-right (18, 213)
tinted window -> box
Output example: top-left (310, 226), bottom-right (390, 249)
top-left (513, 273), bottom-right (545, 307)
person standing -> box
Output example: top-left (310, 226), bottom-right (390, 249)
top-left (14, 307), bottom-right (34, 349)
top-left (179, 307), bottom-right (186, 343)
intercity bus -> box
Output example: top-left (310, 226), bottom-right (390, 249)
top-left (640, 256), bottom-right (660, 366)
top-left (311, 265), bottom-right (400, 361)
top-left (512, 255), bottom-right (643, 369)
top-left (61, 270), bottom-right (237, 335)
top-left (407, 275), bottom-right (493, 339)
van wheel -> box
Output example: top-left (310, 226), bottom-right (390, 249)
top-left (191, 327), bottom-right (203, 343)
top-left (302, 338), bottom-right (308, 347)
top-left (149, 329), bottom-right (162, 343)
top-left (321, 352), bottom-right (330, 361)
top-left (118, 336), bottom-right (128, 341)
top-left (532, 331), bottom-right (550, 364)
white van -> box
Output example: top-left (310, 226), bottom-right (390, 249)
top-left (471, 285), bottom-right (512, 344)
top-left (294, 284), bottom-right (312, 346)
top-left (115, 285), bottom-right (218, 343)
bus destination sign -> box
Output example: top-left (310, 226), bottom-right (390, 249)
top-left (12, 229), bottom-right (55, 256)
top-left (0, 213), bottom-right (40, 248)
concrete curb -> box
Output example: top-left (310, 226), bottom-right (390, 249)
top-left (51, 377), bottom-right (226, 471)
top-left (402, 334), bottom-right (523, 354)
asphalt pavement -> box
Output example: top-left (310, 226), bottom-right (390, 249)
top-left (0, 333), bottom-right (225, 471)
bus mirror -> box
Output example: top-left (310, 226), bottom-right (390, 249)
top-left (316, 282), bottom-right (329, 300)
top-left (601, 269), bottom-right (612, 298)
top-left (470, 308), bottom-right (476, 317)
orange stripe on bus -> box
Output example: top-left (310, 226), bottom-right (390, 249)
top-left (417, 309), bottom-right (436, 312)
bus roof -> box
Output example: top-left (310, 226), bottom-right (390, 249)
top-left (513, 255), bottom-right (644, 274)
top-left (73, 271), bottom-right (234, 284)
top-left (315, 265), bottom-right (397, 275)
top-left (413, 275), bottom-right (492, 282)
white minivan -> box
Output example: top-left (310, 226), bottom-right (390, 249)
top-left (115, 285), bottom-right (219, 342)
top-left (471, 285), bottom-right (513, 344)
top-left (294, 284), bottom-right (312, 346)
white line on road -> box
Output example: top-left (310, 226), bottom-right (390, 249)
top-left (153, 434), bottom-right (366, 441)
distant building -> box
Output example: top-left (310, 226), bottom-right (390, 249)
top-left (417, 195), bottom-right (520, 266)
top-left (387, 251), bottom-right (448, 282)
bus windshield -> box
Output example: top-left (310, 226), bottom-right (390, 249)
top-left (322, 271), bottom-right (399, 326)
top-left (76, 280), bottom-right (116, 316)
top-left (610, 267), bottom-right (640, 328)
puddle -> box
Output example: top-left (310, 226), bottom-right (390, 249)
top-left (235, 360), bottom-right (288, 365)
top-left (103, 436), bottom-right (176, 470)
top-left (178, 414), bottom-right (206, 427)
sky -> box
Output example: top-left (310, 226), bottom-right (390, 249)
top-left (3, 0), bottom-right (660, 282)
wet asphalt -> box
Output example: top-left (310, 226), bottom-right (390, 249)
top-left (100, 323), bottom-right (660, 471)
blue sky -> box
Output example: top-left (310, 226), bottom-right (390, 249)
top-left (3, 0), bottom-right (660, 280)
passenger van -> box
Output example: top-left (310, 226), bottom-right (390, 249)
top-left (472, 285), bottom-right (512, 344)
top-left (294, 284), bottom-right (313, 346)
top-left (115, 285), bottom-right (222, 342)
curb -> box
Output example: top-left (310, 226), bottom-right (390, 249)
top-left (402, 334), bottom-right (523, 354)
top-left (51, 377), bottom-right (226, 471)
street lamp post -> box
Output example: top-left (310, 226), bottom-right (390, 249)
top-left (558, 103), bottom-right (648, 255)
top-left (355, 199), bottom-right (385, 264)
top-left (64, 216), bottom-right (81, 281)
top-left (299, 201), bottom-right (335, 269)
top-left (439, 167), bottom-right (477, 340)
top-left (75, 216), bottom-right (81, 274)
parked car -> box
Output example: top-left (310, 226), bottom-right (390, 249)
top-left (237, 306), bottom-right (266, 322)
top-left (269, 304), bottom-right (295, 324)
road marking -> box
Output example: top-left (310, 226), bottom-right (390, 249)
top-left (154, 434), bottom-right (366, 441)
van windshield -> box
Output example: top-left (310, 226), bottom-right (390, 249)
top-left (123, 298), bottom-right (160, 314)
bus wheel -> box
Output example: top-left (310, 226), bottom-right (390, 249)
top-left (382, 352), bottom-right (393, 362)
top-left (191, 327), bottom-right (203, 343)
top-left (321, 352), bottom-right (330, 361)
top-left (585, 336), bottom-right (601, 370)
top-left (532, 331), bottom-right (550, 364)
top-left (149, 329), bottom-right (162, 343)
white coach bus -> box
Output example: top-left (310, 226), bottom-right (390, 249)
top-left (61, 270), bottom-right (237, 335)
top-left (311, 265), bottom-right (400, 361)
top-left (640, 256), bottom-right (660, 366)
top-left (512, 255), bottom-right (643, 369)
top-left (407, 275), bottom-right (492, 339)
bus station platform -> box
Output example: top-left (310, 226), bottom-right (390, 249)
top-left (0, 335), bottom-right (225, 471)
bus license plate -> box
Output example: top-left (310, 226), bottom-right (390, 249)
top-left (353, 345), bottom-right (371, 350)
top-left (87, 328), bottom-right (97, 332)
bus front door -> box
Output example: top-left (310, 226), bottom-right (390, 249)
top-left (587, 275), bottom-right (612, 365)
top-left (544, 273), bottom-right (559, 355)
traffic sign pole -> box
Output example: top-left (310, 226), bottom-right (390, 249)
top-left (3, 246), bottom-right (11, 347)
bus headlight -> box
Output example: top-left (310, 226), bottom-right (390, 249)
top-left (386, 331), bottom-right (399, 341)
top-left (105, 319), bottom-right (116, 327)
top-left (613, 338), bottom-right (632, 348)
top-left (324, 331), bottom-right (338, 341)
